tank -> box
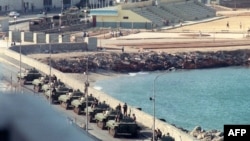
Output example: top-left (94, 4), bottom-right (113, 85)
top-left (94, 109), bottom-right (118, 130)
top-left (17, 68), bottom-right (42, 85)
top-left (71, 94), bottom-right (96, 115)
top-left (32, 75), bottom-right (49, 92)
top-left (58, 90), bottom-right (83, 110)
top-left (106, 116), bottom-right (140, 138)
top-left (41, 77), bottom-right (62, 92)
top-left (44, 85), bottom-right (72, 104)
top-left (84, 101), bottom-right (109, 122)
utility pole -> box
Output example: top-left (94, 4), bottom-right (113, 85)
top-left (85, 56), bottom-right (89, 133)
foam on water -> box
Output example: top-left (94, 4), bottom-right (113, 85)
top-left (93, 86), bottom-right (102, 90)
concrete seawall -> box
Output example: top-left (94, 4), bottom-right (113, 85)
top-left (2, 48), bottom-right (199, 141)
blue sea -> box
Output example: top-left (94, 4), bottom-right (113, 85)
top-left (94, 67), bottom-right (250, 132)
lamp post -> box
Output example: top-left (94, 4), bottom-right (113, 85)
top-left (61, 0), bottom-right (64, 14)
top-left (150, 73), bottom-right (166, 141)
top-left (84, 9), bottom-right (87, 24)
top-left (19, 40), bottom-right (22, 93)
top-left (48, 34), bottom-right (64, 104)
top-left (14, 16), bottom-right (17, 30)
top-left (84, 56), bottom-right (89, 133)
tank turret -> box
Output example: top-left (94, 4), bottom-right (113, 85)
top-left (58, 90), bottom-right (83, 109)
top-left (17, 68), bottom-right (41, 85)
top-left (44, 85), bottom-right (72, 104)
top-left (71, 94), bottom-right (96, 115)
top-left (94, 109), bottom-right (119, 130)
top-left (32, 75), bottom-right (49, 92)
top-left (106, 116), bottom-right (140, 138)
top-left (85, 101), bottom-right (109, 122)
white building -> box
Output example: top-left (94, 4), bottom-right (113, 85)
top-left (0, 0), bottom-right (81, 12)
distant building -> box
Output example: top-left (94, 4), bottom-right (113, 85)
top-left (0, 0), bottom-right (81, 13)
top-left (219, 0), bottom-right (250, 8)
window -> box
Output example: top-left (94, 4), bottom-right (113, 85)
top-left (123, 16), bottom-right (129, 19)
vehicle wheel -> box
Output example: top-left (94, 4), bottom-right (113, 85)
top-left (49, 98), bottom-right (54, 104)
top-left (110, 128), bottom-right (117, 138)
top-left (34, 86), bottom-right (40, 93)
top-left (97, 121), bottom-right (105, 130)
top-left (88, 115), bottom-right (93, 123)
top-left (20, 79), bottom-right (25, 85)
top-left (74, 107), bottom-right (81, 115)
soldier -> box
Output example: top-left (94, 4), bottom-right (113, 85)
top-left (132, 114), bottom-right (136, 122)
top-left (123, 103), bottom-right (128, 116)
top-left (116, 103), bottom-right (121, 112)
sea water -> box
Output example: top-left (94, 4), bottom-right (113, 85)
top-left (94, 67), bottom-right (250, 131)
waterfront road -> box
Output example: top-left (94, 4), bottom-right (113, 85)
top-left (0, 51), bottom-right (152, 141)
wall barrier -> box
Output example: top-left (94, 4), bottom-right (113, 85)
top-left (3, 48), bottom-right (199, 141)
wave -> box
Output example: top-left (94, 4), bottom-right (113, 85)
top-left (93, 86), bottom-right (102, 90)
top-left (128, 73), bottom-right (136, 76)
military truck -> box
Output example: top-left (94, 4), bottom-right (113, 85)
top-left (106, 117), bottom-right (140, 138)
top-left (71, 94), bottom-right (96, 115)
top-left (32, 75), bottom-right (49, 92)
top-left (58, 90), bottom-right (83, 110)
top-left (17, 68), bottom-right (42, 85)
top-left (84, 101), bottom-right (109, 122)
top-left (44, 85), bottom-right (72, 104)
top-left (94, 109), bottom-right (119, 129)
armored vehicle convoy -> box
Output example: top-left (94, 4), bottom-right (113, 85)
top-left (95, 109), bottom-right (119, 129)
top-left (71, 94), bottom-right (96, 115)
top-left (17, 68), bottom-right (42, 85)
top-left (32, 75), bottom-right (49, 92)
top-left (106, 117), bottom-right (140, 138)
top-left (85, 101), bottom-right (109, 122)
top-left (44, 85), bottom-right (72, 104)
top-left (58, 90), bottom-right (83, 110)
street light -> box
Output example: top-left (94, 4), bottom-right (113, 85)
top-left (84, 56), bottom-right (89, 133)
top-left (48, 34), bottom-right (64, 104)
top-left (84, 9), bottom-right (87, 24)
top-left (14, 16), bottom-right (17, 30)
top-left (19, 40), bottom-right (22, 93)
top-left (61, 0), bottom-right (64, 14)
top-left (150, 73), bottom-right (166, 141)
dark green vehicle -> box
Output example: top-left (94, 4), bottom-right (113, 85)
top-left (84, 101), bottom-right (109, 122)
top-left (106, 117), bottom-right (140, 138)
top-left (94, 109), bottom-right (119, 130)
top-left (44, 85), bottom-right (72, 104)
top-left (58, 90), bottom-right (83, 110)
top-left (71, 95), bottom-right (96, 115)
top-left (17, 68), bottom-right (42, 85)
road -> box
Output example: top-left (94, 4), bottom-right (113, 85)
top-left (0, 52), bottom-right (152, 141)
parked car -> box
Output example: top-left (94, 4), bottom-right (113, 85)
top-left (8, 11), bottom-right (20, 17)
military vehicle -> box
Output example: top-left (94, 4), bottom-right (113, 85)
top-left (106, 117), bottom-right (140, 138)
top-left (94, 109), bottom-right (119, 130)
top-left (44, 85), bottom-right (72, 104)
top-left (71, 94), bottom-right (96, 115)
top-left (84, 101), bottom-right (109, 122)
top-left (58, 90), bottom-right (83, 110)
top-left (41, 77), bottom-right (62, 92)
top-left (17, 68), bottom-right (42, 85)
top-left (32, 75), bottom-right (49, 92)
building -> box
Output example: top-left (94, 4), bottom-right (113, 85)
top-left (89, 0), bottom-right (216, 29)
top-left (0, 0), bottom-right (81, 13)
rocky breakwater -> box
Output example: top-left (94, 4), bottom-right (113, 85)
top-left (47, 50), bottom-right (250, 73)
